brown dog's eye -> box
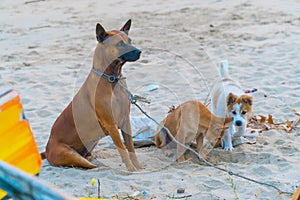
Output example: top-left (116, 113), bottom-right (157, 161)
top-left (241, 111), bottom-right (247, 115)
top-left (116, 41), bottom-right (125, 47)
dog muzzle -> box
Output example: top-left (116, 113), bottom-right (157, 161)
top-left (119, 47), bottom-right (141, 62)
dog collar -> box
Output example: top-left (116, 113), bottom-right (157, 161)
top-left (92, 66), bottom-right (126, 83)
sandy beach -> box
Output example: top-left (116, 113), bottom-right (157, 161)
top-left (1, 0), bottom-right (299, 199)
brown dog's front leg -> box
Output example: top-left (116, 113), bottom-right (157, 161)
top-left (121, 129), bottom-right (142, 170)
top-left (105, 123), bottom-right (137, 171)
top-left (120, 117), bottom-right (142, 169)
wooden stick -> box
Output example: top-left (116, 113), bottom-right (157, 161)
top-left (98, 179), bottom-right (100, 198)
top-left (25, 0), bottom-right (45, 4)
top-left (29, 25), bottom-right (51, 30)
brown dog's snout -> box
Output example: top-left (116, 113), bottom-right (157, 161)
top-left (119, 45), bottom-right (141, 62)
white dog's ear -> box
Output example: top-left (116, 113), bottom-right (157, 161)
top-left (226, 93), bottom-right (238, 106)
top-left (241, 94), bottom-right (253, 106)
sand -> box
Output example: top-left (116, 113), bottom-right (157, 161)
top-left (1, 0), bottom-right (299, 199)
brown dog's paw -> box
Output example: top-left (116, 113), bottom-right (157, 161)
top-left (126, 163), bottom-right (138, 172)
top-left (129, 154), bottom-right (143, 170)
top-left (133, 161), bottom-right (143, 170)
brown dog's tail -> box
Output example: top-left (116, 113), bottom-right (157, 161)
top-left (40, 152), bottom-right (46, 160)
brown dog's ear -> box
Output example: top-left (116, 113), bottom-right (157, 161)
top-left (226, 93), bottom-right (238, 106)
top-left (96, 23), bottom-right (108, 42)
top-left (241, 94), bottom-right (253, 106)
top-left (120, 19), bottom-right (131, 35)
top-left (218, 117), bottom-right (233, 129)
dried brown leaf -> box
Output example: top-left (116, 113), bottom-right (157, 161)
top-left (267, 114), bottom-right (274, 124)
top-left (250, 129), bottom-right (256, 133)
top-left (286, 120), bottom-right (291, 128)
top-left (282, 125), bottom-right (292, 133)
top-left (255, 115), bottom-right (261, 121)
top-left (259, 115), bottom-right (267, 123)
top-left (252, 114), bottom-right (266, 124)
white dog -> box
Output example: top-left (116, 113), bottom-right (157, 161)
top-left (211, 60), bottom-right (258, 151)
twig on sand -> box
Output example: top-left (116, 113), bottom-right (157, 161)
top-left (293, 116), bottom-right (300, 127)
top-left (225, 163), bottom-right (239, 199)
top-left (29, 25), bottom-right (51, 30)
top-left (167, 194), bottom-right (192, 199)
top-left (25, 0), bottom-right (45, 4)
top-left (227, 176), bottom-right (239, 199)
top-left (98, 179), bottom-right (101, 199)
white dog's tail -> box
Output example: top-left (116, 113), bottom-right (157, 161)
top-left (219, 60), bottom-right (230, 79)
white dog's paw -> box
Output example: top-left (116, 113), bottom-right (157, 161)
top-left (223, 145), bottom-right (234, 151)
top-left (222, 139), bottom-right (234, 151)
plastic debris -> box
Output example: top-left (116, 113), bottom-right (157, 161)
top-left (147, 84), bottom-right (159, 92)
top-left (177, 188), bottom-right (185, 194)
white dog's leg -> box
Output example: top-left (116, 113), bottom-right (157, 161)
top-left (222, 124), bottom-right (234, 151)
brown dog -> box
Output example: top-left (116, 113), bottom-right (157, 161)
top-left (42, 20), bottom-right (142, 171)
top-left (155, 100), bottom-right (232, 162)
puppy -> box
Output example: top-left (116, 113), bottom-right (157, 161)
top-left (155, 100), bottom-right (232, 162)
top-left (211, 60), bottom-right (257, 151)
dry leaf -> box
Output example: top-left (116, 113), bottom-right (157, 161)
top-left (255, 115), bottom-right (262, 121)
top-left (252, 115), bottom-right (266, 124)
top-left (259, 115), bottom-right (267, 123)
top-left (250, 129), bottom-right (256, 133)
top-left (264, 123), bottom-right (271, 130)
top-left (286, 120), bottom-right (291, 128)
top-left (291, 109), bottom-right (297, 113)
top-left (267, 114), bottom-right (274, 124)
top-left (282, 125), bottom-right (292, 133)
top-left (278, 120), bottom-right (293, 133)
